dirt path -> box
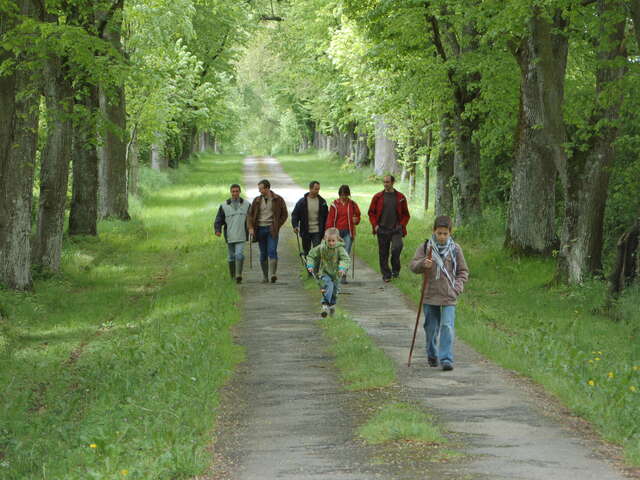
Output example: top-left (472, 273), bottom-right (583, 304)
top-left (208, 156), bottom-right (630, 480)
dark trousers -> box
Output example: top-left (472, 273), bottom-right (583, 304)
top-left (302, 232), bottom-right (323, 255)
top-left (377, 229), bottom-right (403, 279)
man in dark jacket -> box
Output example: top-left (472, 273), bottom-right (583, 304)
top-left (368, 175), bottom-right (411, 282)
top-left (292, 181), bottom-right (328, 256)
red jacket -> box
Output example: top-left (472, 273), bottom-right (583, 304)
top-left (368, 190), bottom-right (410, 236)
top-left (325, 199), bottom-right (361, 237)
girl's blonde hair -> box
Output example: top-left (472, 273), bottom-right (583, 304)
top-left (324, 227), bottom-right (340, 239)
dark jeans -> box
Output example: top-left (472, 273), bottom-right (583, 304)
top-left (257, 226), bottom-right (279, 261)
top-left (376, 227), bottom-right (403, 279)
top-left (302, 232), bottom-right (323, 256)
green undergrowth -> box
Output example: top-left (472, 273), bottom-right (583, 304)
top-left (318, 308), bottom-right (396, 391)
top-left (278, 151), bottom-right (640, 466)
top-left (0, 154), bottom-right (246, 479)
top-left (357, 402), bottom-right (445, 445)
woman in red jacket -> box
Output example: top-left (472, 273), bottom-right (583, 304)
top-left (325, 185), bottom-right (361, 274)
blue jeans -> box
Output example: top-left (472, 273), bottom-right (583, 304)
top-left (339, 230), bottom-right (352, 254)
top-left (423, 304), bottom-right (456, 364)
top-left (320, 274), bottom-right (339, 306)
top-left (257, 226), bottom-right (279, 261)
top-left (226, 242), bottom-right (245, 262)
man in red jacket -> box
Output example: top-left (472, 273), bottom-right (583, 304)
top-left (368, 175), bottom-right (410, 282)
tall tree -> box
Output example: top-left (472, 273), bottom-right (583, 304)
top-left (33, 50), bottom-right (74, 271)
top-left (505, 6), bottom-right (567, 254)
top-left (98, 3), bottom-right (129, 220)
top-left (0, 0), bottom-right (42, 290)
top-left (557, 0), bottom-right (628, 283)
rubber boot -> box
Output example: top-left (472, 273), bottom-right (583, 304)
top-left (228, 261), bottom-right (235, 280)
top-left (260, 260), bottom-right (269, 283)
top-left (235, 258), bottom-right (244, 284)
top-left (268, 258), bottom-right (278, 283)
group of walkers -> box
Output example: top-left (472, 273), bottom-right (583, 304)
top-left (214, 175), bottom-right (468, 371)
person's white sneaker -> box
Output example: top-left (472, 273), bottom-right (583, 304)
top-left (320, 304), bottom-right (329, 318)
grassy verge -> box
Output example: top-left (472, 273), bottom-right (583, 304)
top-left (278, 151), bottom-right (640, 465)
top-left (0, 154), bottom-right (246, 479)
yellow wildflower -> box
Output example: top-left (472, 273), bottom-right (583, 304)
top-left (89, 444), bottom-right (97, 449)
top-left (121, 470), bottom-right (129, 476)
top-left (595, 357), bottom-right (601, 361)
top-left (588, 359), bottom-right (594, 364)
top-left (608, 372), bottom-right (614, 379)
top-left (630, 386), bottom-right (637, 393)
top-left (633, 366), bottom-right (640, 371)
top-left (588, 380), bottom-right (595, 386)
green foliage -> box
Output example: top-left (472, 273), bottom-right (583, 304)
top-left (0, 154), bottom-right (245, 478)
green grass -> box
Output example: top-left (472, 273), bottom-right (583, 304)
top-left (357, 402), bottom-right (445, 445)
top-left (0, 154), bottom-right (246, 479)
top-left (319, 309), bottom-right (396, 391)
top-left (277, 150), bottom-right (640, 466)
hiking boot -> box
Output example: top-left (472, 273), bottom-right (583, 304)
top-left (392, 272), bottom-right (399, 279)
top-left (428, 357), bottom-right (439, 368)
top-left (383, 277), bottom-right (391, 283)
top-left (341, 276), bottom-right (349, 284)
top-left (260, 260), bottom-right (269, 283)
top-left (320, 304), bottom-right (329, 318)
top-left (441, 362), bottom-right (453, 371)
top-left (235, 258), bottom-right (244, 284)
top-left (329, 306), bottom-right (336, 317)
top-left (268, 259), bottom-right (278, 283)
top-left (228, 261), bottom-right (236, 280)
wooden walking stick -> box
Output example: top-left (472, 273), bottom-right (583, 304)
top-left (249, 233), bottom-right (253, 269)
top-left (408, 245), bottom-right (432, 367)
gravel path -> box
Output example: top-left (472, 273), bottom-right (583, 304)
top-left (207, 156), bottom-right (630, 480)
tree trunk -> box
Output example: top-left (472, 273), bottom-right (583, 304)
top-left (127, 130), bottom-right (140, 197)
top-left (557, 0), bottom-right (626, 283)
top-left (608, 214), bottom-right (640, 299)
top-left (33, 57), bottom-right (74, 272)
top-left (374, 116), bottom-right (400, 176)
top-left (97, 17), bottom-right (129, 221)
top-left (0, 0), bottom-right (40, 290)
top-left (424, 129), bottom-right (433, 212)
top-left (451, 106), bottom-right (482, 224)
top-left (505, 9), bottom-right (567, 255)
top-left (354, 132), bottom-right (369, 166)
top-left (69, 85), bottom-right (99, 236)
top-left (435, 115), bottom-right (454, 217)
top-left (151, 141), bottom-right (167, 170)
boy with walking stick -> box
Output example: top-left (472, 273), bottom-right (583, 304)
top-left (306, 228), bottom-right (350, 318)
top-left (409, 215), bottom-right (469, 371)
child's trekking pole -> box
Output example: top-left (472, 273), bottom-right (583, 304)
top-left (408, 246), bottom-right (432, 367)
top-left (351, 236), bottom-right (356, 280)
top-left (294, 231), bottom-right (307, 270)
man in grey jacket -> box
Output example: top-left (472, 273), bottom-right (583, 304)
top-left (214, 184), bottom-right (251, 283)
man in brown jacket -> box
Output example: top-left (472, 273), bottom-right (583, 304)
top-left (248, 179), bottom-right (288, 283)
top-left (409, 215), bottom-right (469, 371)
